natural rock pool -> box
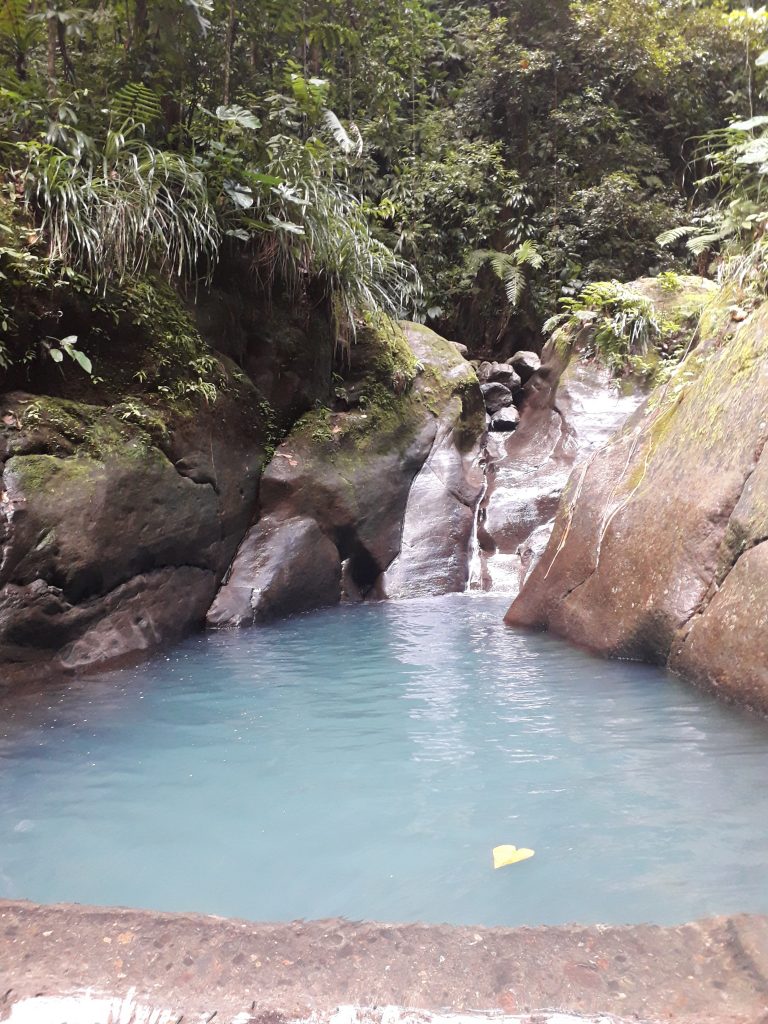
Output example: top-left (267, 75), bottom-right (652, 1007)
top-left (2, 595), bottom-right (768, 928)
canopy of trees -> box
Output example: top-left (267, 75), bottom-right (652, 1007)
top-left (1, 0), bottom-right (767, 373)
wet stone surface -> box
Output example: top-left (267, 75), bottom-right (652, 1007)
top-left (2, 901), bottom-right (768, 1023)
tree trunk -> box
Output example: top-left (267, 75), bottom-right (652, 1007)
top-left (47, 11), bottom-right (57, 96)
top-left (56, 16), bottom-right (76, 83)
top-left (223, 0), bottom-right (237, 105)
top-left (135, 0), bottom-right (148, 37)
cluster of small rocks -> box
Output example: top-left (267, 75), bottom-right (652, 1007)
top-left (476, 351), bottom-right (540, 432)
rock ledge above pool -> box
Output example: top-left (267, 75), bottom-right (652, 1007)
top-left (2, 899), bottom-right (768, 1024)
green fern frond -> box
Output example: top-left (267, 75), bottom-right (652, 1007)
top-left (502, 265), bottom-right (525, 305)
top-left (111, 83), bottom-right (162, 127)
top-left (514, 238), bottom-right (543, 269)
top-left (0, 0), bottom-right (28, 40)
top-left (542, 312), bottom-right (571, 335)
top-left (465, 243), bottom-right (543, 309)
top-left (465, 248), bottom-right (494, 276)
top-left (656, 225), bottom-right (699, 247)
top-left (488, 250), bottom-right (515, 282)
top-left (686, 232), bottom-right (723, 255)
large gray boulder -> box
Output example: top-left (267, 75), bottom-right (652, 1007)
top-left (207, 516), bottom-right (342, 626)
top-left (480, 381), bottom-right (515, 413)
top-left (208, 322), bottom-right (484, 625)
top-left (0, 384), bottom-right (263, 682)
top-left (378, 325), bottom-right (484, 599)
top-left (509, 350), bottom-right (541, 382)
top-left (506, 292), bottom-right (768, 713)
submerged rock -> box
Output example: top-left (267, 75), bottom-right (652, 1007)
top-left (208, 322), bottom-right (484, 625)
top-left (506, 288), bottom-right (768, 713)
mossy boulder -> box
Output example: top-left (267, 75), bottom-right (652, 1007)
top-left (0, 254), bottom-right (342, 682)
top-left (207, 320), bottom-right (485, 626)
top-left (506, 292), bottom-right (768, 713)
top-left (0, 382), bottom-right (265, 682)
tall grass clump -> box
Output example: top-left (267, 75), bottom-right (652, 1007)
top-left (18, 120), bottom-right (220, 287)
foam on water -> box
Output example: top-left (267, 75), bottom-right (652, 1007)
top-left (1, 594), bottom-right (768, 927)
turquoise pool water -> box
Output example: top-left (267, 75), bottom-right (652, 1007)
top-left (1, 594), bottom-right (767, 927)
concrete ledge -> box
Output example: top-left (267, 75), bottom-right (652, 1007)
top-left (2, 901), bottom-right (768, 1023)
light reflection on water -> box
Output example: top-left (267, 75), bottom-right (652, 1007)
top-left (1, 593), bottom-right (767, 927)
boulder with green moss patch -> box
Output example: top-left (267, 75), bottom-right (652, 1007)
top-left (506, 293), bottom-right (768, 713)
top-left (0, 382), bottom-right (265, 683)
top-left (207, 321), bottom-right (485, 626)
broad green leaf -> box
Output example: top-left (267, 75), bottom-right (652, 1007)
top-left (71, 350), bottom-right (93, 374)
top-left (223, 180), bottom-right (254, 209)
top-left (215, 105), bottom-right (261, 130)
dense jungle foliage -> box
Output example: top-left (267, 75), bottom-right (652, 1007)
top-left (2, 0), bottom-right (768, 386)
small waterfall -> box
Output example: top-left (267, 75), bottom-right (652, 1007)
top-left (465, 362), bottom-right (646, 599)
top-left (465, 447), bottom-right (490, 593)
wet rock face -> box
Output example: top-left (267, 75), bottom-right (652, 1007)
top-left (471, 346), bottom-right (644, 596)
top-left (207, 517), bottom-right (342, 626)
top-left (478, 361), bottom-right (522, 390)
top-left (507, 300), bottom-right (768, 713)
top-left (0, 386), bottom-right (264, 683)
top-left (380, 391), bottom-right (483, 600)
top-left (476, 360), bottom-right (525, 435)
top-left (209, 323), bottom-right (484, 624)
top-left (489, 406), bottom-right (520, 432)
top-left (472, 276), bottom-right (717, 599)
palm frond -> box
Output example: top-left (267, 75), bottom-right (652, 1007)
top-left (322, 110), bottom-right (363, 158)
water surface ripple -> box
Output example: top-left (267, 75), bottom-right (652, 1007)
top-left (2, 595), bottom-right (767, 927)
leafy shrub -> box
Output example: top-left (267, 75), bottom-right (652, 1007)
top-left (18, 120), bottom-right (220, 287)
top-left (658, 109), bottom-right (768, 294)
top-left (464, 241), bottom-right (544, 308)
top-left (543, 280), bottom-right (686, 378)
top-left (238, 133), bottom-right (421, 347)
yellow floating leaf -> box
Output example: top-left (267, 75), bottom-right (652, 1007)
top-left (493, 845), bottom-right (535, 869)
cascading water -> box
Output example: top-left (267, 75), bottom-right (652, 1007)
top-left (465, 448), bottom-right (490, 592)
top-left (466, 360), bottom-right (645, 598)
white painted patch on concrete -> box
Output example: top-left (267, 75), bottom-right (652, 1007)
top-left (6, 989), bottom-right (180, 1024)
top-left (6, 995), bottom-right (643, 1024)
top-left (310, 1006), bottom-right (641, 1024)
